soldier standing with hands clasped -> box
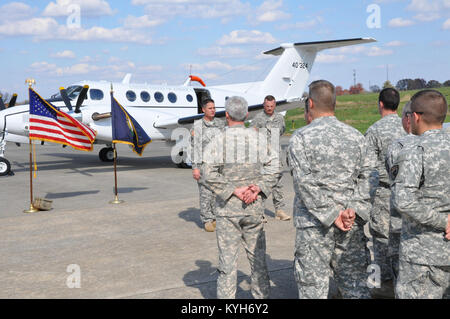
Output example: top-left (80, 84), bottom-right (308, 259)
top-left (288, 80), bottom-right (372, 299)
top-left (391, 90), bottom-right (450, 299)
top-left (203, 96), bottom-right (279, 299)
top-left (250, 95), bottom-right (290, 221)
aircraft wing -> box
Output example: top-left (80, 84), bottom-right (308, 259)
top-left (153, 98), bottom-right (301, 129)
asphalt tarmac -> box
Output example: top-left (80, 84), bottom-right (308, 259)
top-left (0, 137), bottom-right (299, 299)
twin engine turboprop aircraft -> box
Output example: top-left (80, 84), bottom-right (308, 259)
top-left (0, 38), bottom-right (376, 176)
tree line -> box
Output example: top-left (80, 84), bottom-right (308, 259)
top-left (336, 79), bottom-right (450, 96)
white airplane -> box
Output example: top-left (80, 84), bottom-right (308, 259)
top-left (0, 38), bottom-right (376, 176)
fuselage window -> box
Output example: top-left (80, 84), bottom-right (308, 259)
top-left (90, 89), bottom-right (104, 101)
top-left (168, 92), bottom-right (177, 103)
top-left (141, 91), bottom-right (150, 102)
top-left (186, 94), bottom-right (193, 102)
top-left (154, 92), bottom-right (164, 103)
top-left (126, 90), bottom-right (137, 102)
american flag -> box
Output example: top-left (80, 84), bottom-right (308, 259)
top-left (29, 88), bottom-right (96, 151)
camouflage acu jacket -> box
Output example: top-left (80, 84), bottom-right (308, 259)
top-left (203, 124), bottom-right (280, 217)
top-left (385, 134), bottom-right (418, 234)
top-left (190, 117), bottom-right (225, 170)
top-left (392, 129), bottom-right (450, 266)
top-left (250, 111), bottom-right (286, 138)
top-left (365, 114), bottom-right (406, 191)
top-left (288, 116), bottom-right (372, 228)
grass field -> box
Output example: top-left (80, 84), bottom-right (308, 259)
top-left (285, 86), bottom-right (450, 135)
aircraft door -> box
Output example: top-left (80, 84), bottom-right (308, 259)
top-left (194, 88), bottom-right (211, 114)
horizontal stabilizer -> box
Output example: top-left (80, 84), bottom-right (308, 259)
top-left (264, 38), bottom-right (376, 56)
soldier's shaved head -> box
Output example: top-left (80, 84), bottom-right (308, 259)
top-left (308, 80), bottom-right (336, 113)
top-left (401, 101), bottom-right (412, 118)
top-left (411, 89), bottom-right (448, 125)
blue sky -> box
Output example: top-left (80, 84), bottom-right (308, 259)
top-left (0, 0), bottom-right (449, 101)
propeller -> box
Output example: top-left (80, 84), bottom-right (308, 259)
top-left (0, 95), bottom-right (5, 111)
top-left (8, 94), bottom-right (17, 108)
top-left (59, 87), bottom-right (73, 111)
top-left (75, 85), bottom-right (89, 114)
top-left (0, 93), bottom-right (18, 110)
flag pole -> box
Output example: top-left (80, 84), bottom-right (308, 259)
top-left (24, 78), bottom-right (39, 214)
top-left (109, 85), bottom-right (124, 205)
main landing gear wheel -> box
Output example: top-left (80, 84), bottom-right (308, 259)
top-left (0, 157), bottom-right (12, 176)
top-left (99, 147), bottom-right (114, 162)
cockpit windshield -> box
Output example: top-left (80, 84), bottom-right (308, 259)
top-left (50, 85), bottom-right (83, 100)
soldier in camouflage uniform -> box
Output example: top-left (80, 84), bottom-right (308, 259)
top-left (250, 95), bottom-right (290, 221)
top-left (385, 102), bottom-right (418, 283)
top-left (288, 80), bottom-right (372, 299)
top-left (203, 96), bottom-right (279, 299)
top-left (190, 98), bottom-right (225, 232)
top-left (364, 88), bottom-right (406, 297)
top-left (391, 90), bottom-right (450, 299)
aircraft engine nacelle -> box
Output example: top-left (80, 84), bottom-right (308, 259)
top-left (80, 108), bottom-right (113, 143)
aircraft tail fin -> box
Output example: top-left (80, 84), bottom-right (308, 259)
top-left (260, 38), bottom-right (376, 100)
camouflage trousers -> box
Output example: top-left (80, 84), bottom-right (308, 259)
top-left (395, 261), bottom-right (450, 299)
top-left (216, 215), bottom-right (270, 299)
top-left (271, 173), bottom-right (285, 211)
top-left (197, 182), bottom-right (216, 224)
top-left (369, 188), bottom-right (393, 282)
top-left (294, 222), bottom-right (371, 299)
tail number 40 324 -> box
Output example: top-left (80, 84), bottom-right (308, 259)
top-left (292, 62), bottom-right (308, 69)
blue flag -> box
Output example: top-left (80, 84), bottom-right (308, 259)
top-left (111, 92), bottom-right (151, 156)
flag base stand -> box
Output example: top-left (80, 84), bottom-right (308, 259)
top-left (23, 204), bottom-right (39, 214)
top-left (109, 195), bottom-right (124, 205)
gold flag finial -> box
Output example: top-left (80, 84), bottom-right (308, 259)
top-left (25, 78), bottom-right (36, 88)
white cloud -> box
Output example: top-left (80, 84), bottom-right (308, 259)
top-left (0, 2), bottom-right (36, 21)
top-left (253, 0), bottom-right (291, 24)
top-left (133, 0), bottom-right (250, 21)
top-left (316, 54), bottom-right (347, 64)
top-left (0, 17), bottom-right (154, 44)
top-left (0, 18), bottom-right (58, 37)
top-left (407, 0), bottom-right (444, 12)
top-left (385, 40), bottom-right (407, 47)
top-left (197, 46), bottom-right (247, 58)
top-left (407, 0), bottom-right (450, 23)
top-left (388, 17), bottom-right (416, 27)
top-left (29, 61), bottom-right (58, 74)
top-left (332, 45), bottom-right (394, 57)
top-left (51, 50), bottom-right (76, 59)
top-left (366, 46), bottom-right (394, 56)
top-left (413, 12), bottom-right (441, 21)
top-left (43, 0), bottom-right (113, 17)
top-left (277, 17), bottom-right (322, 30)
top-left (217, 30), bottom-right (276, 45)
top-left (123, 15), bottom-right (165, 29)
top-left (444, 18), bottom-right (450, 29)
top-left (28, 58), bottom-right (163, 79)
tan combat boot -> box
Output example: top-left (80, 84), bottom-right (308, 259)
top-left (275, 210), bottom-right (291, 221)
top-left (204, 220), bottom-right (216, 232)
